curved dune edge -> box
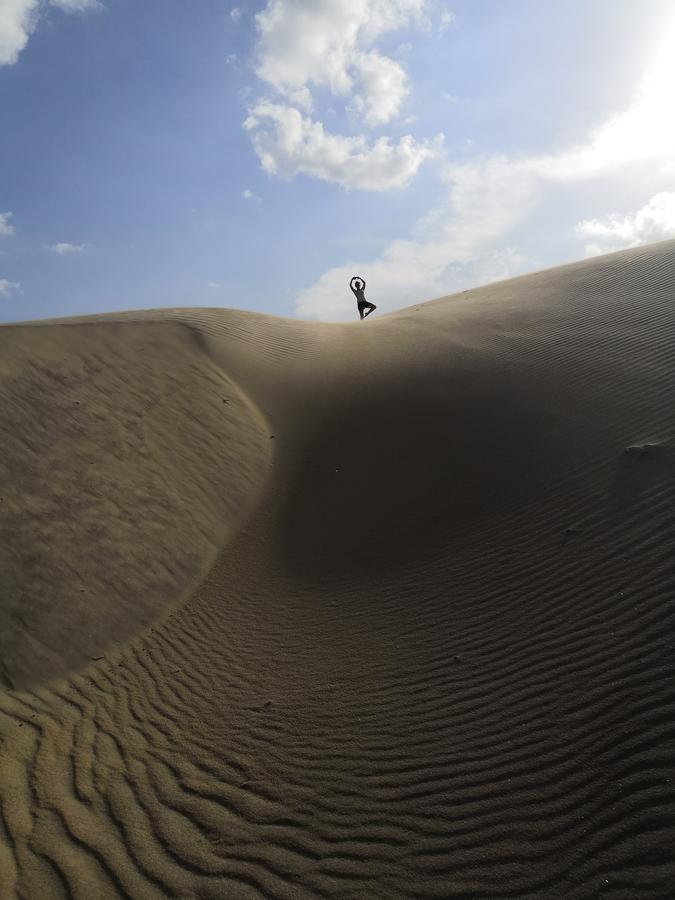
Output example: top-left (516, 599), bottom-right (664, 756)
top-left (1, 241), bottom-right (674, 898)
top-left (0, 320), bottom-right (273, 690)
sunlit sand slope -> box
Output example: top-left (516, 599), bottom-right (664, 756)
top-left (0, 323), bottom-right (272, 689)
top-left (1, 240), bottom-right (674, 898)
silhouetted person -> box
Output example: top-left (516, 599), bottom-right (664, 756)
top-left (350, 276), bottom-right (376, 320)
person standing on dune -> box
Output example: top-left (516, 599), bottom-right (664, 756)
top-left (350, 276), bottom-right (376, 320)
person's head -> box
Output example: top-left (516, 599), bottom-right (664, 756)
top-left (354, 279), bottom-right (362, 289)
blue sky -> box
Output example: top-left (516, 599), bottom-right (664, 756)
top-left (2, 0), bottom-right (675, 323)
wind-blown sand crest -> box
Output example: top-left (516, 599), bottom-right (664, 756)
top-left (1, 241), bottom-right (674, 897)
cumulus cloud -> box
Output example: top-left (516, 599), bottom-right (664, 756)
top-left (244, 102), bottom-right (441, 190)
top-left (230, 7), bottom-right (241, 22)
top-left (0, 279), bottom-right (20, 297)
top-left (0, 0), bottom-right (38, 66)
top-left (254, 0), bottom-right (424, 123)
top-left (0, 212), bottom-right (15, 236)
top-left (576, 192), bottom-right (675, 257)
top-left (0, 0), bottom-right (99, 66)
top-left (48, 242), bottom-right (89, 254)
top-left (245, 1), bottom-right (439, 191)
top-left (349, 50), bottom-right (409, 126)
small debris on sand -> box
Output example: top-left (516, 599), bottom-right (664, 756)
top-left (625, 443), bottom-right (655, 457)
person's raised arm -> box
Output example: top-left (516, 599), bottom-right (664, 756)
top-left (358, 276), bottom-right (366, 288)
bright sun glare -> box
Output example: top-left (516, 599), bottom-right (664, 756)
top-left (590, 16), bottom-right (675, 166)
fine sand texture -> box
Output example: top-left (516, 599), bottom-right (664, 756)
top-left (1, 240), bottom-right (674, 898)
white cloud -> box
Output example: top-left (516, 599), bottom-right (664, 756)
top-left (207, 281), bottom-right (221, 288)
top-left (254, 0), bottom-right (425, 124)
top-left (349, 50), bottom-right (408, 126)
top-left (48, 242), bottom-right (89, 254)
top-left (580, 243), bottom-right (605, 259)
top-left (0, 212), bottom-right (15, 236)
top-left (230, 7), bottom-right (241, 22)
top-left (0, 0), bottom-right (38, 66)
top-left (576, 192), bottom-right (675, 257)
top-left (0, 0), bottom-right (99, 67)
top-left (0, 279), bottom-right (20, 297)
top-left (244, 101), bottom-right (441, 190)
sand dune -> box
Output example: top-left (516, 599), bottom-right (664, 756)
top-left (1, 241), bottom-right (674, 897)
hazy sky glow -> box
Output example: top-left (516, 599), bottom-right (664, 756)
top-left (2, 0), bottom-right (675, 322)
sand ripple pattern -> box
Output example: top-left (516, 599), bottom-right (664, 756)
top-left (1, 242), bottom-right (675, 898)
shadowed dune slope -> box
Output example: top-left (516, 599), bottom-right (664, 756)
top-left (1, 240), bottom-right (675, 898)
